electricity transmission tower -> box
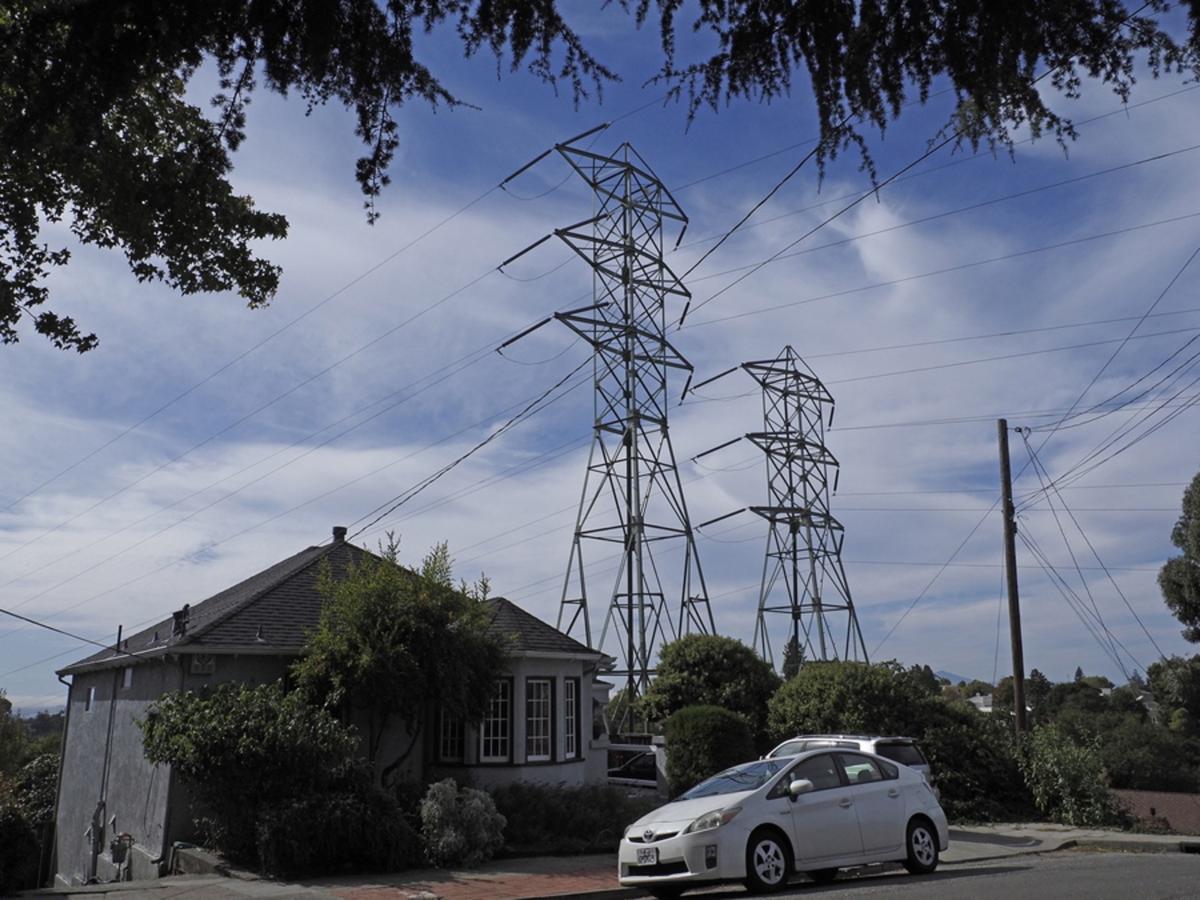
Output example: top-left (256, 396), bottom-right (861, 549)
top-left (547, 141), bottom-right (715, 701)
top-left (745, 346), bottom-right (868, 667)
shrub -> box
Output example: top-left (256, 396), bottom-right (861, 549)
top-left (920, 702), bottom-right (1034, 822)
top-left (1021, 724), bottom-right (1118, 826)
top-left (0, 791), bottom-right (38, 895)
top-left (767, 661), bottom-right (932, 739)
top-left (140, 681), bottom-right (360, 866)
top-left (664, 705), bottom-right (755, 796)
top-left (490, 783), bottom-right (659, 855)
top-left (256, 786), bottom-right (421, 877)
top-left (420, 779), bottom-right (505, 868)
top-left (641, 635), bottom-right (780, 745)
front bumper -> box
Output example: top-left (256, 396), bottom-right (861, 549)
top-left (617, 827), bottom-right (743, 886)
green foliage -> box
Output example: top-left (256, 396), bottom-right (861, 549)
top-left (920, 702), bottom-right (1034, 822)
top-left (664, 705), bottom-right (756, 797)
top-left (769, 662), bottom-right (1032, 821)
top-left (292, 538), bottom-right (505, 780)
top-left (1160, 472), bottom-right (1200, 641)
top-left (0, 793), bottom-right (38, 895)
top-left (642, 634), bottom-right (780, 743)
top-left (767, 661), bottom-right (932, 738)
top-left (489, 783), bottom-right (659, 856)
top-left (419, 779), bottom-right (506, 868)
top-left (140, 681), bottom-right (360, 865)
top-left (1027, 669), bottom-right (1053, 721)
top-left (256, 788), bottom-right (421, 877)
top-left (0, 1), bottom-right (610, 350)
top-left (1020, 724), bottom-right (1118, 827)
top-left (780, 636), bottom-right (803, 680)
top-left (1147, 655), bottom-right (1200, 733)
top-left (13, 753), bottom-right (58, 826)
top-left (6, 4), bottom-right (1198, 350)
top-left (0, 693), bottom-right (26, 777)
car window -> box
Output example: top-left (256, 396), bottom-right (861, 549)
top-left (876, 758), bottom-right (900, 780)
top-left (874, 742), bottom-right (927, 767)
top-left (836, 753), bottom-right (885, 785)
top-left (770, 740), bottom-right (809, 758)
top-left (769, 753), bottom-right (843, 798)
top-left (680, 759), bottom-right (788, 799)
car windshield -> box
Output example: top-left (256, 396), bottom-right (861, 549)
top-left (679, 759), bottom-right (788, 799)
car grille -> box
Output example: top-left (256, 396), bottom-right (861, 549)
top-left (628, 861), bottom-right (689, 877)
top-left (628, 830), bottom-right (679, 843)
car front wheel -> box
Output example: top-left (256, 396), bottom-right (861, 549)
top-left (903, 818), bottom-right (939, 874)
top-left (744, 828), bottom-right (792, 893)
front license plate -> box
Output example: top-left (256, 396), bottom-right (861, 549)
top-left (637, 847), bottom-right (658, 866)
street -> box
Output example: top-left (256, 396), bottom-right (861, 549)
top-left (661, 852), bottom-right (1200, 899)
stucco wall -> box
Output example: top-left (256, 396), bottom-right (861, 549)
top-left (55, 652), bottom-right (294, 886)
top-left (55, 660), bottom-right (182, 886)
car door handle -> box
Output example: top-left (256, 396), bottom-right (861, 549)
top-left (888, 788), bottom-right (900, 798)
top-left (838, 799), bottom-right (853, 809)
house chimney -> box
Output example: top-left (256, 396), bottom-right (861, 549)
top-left (332, 525), bottom-right (347, 543)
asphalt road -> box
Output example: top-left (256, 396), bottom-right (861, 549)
top-left (673, 851), bottom-right (1200, 899)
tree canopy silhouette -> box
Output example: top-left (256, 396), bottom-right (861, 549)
top-left (4, 1), bottom-right (1197, 350)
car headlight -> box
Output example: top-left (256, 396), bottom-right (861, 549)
top-left (683, 807), bottom-right (741, 834)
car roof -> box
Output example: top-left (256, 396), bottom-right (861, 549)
top-left (779, 734), bottom-right (920, 743)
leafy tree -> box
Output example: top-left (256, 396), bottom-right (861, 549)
top-left (663, 705), bottom-right (756, 796)
top-left (1160, 472), bottom-right (1200, 642)
top-left (993, 676), bottom-right (1015, 713)
top-left (140, 681), bottom-right (363, 863)
top-left (291, 537), bottom-right (505, 784)
top-left (1146, 654), bottom-right (1200, 734)
top-left (781, 635), bottom-right (803, 680)
top-left (767, 661), bottom-right (933, 739)
top-left (4, 2), bottom-right (1198, 349)
top-left (0, 693), bottom-right (26, 778)
top-left (1020, 724), bottom-right (1118, 827)
top-left (640, 634), bottom-right (780, 744)
top-left (1027, 669), bottom-right (1053, 721)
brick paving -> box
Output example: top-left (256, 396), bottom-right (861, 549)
top-left (314, 854), bottom-right (628, 900)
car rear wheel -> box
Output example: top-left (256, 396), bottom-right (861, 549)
top-left (903, 818), bottom-right (939, 874)
top-left (806, 867), bottom-right (838, 884)
top-left (744, 828), bottom-right (792, 893)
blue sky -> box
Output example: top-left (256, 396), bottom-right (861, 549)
top-left (3, 11), bottom-right (1200, 710)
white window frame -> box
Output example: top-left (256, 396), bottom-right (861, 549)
top-left (122, 667), bottom-right (133, 690)
top-left (439, 710), bottom-right (464, 763)
top-left (525, 678), bottom-right (553, 762)
top-left (564, 679), bottom-right (579, 759)
top-left (480, 680), bottom-right (511, 763)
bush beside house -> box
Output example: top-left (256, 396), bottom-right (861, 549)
top-left (490, 782), bottom-right (659, 856)
top-left (664, 705), bottom-right (756, 796)
top-left (419, 779), bottom-right (506, 868)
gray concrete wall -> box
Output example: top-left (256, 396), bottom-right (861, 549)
top-left (55, 659), bottom-right (182, 886)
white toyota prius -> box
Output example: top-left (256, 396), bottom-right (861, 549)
top-left (617, 749), bottom-right (949, 897)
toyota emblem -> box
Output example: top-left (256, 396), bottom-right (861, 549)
top-left (643, 829), bottom-right (655, 842)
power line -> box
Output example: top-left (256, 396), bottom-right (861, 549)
top-left (685, 211), bottom-right (1200, 329)
top-left (676, 83), bottom-right (1200, 252)
top-left (2, 185), bottom-right (503, 514)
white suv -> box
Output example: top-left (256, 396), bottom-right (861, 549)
top-left (765, 735), bottom-right (935, 791)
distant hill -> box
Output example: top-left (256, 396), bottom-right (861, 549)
top-left (935, 670), bottom-right (981, 685)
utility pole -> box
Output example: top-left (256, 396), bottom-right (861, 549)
top-left (997, 419), bottom-right (1028, 734)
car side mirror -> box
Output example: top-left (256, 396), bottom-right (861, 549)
top-left (788, 778), bottom-right (814, 800)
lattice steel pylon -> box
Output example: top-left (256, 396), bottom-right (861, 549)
top-left (745, 346), bottom-right (868, 667)
top-left (551, 141), bottom-right (714, 701)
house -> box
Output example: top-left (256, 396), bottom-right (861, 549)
top-left (52, 526), bottom-right (610, 886)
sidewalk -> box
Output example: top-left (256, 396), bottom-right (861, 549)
top-left (26, 824), bottom-right (1200, 900)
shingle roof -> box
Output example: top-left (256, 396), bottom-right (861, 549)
top-left (59, 538), bottom-right (374, 674)
top-left (483, 597), bottom-right (601, 658)
top-left (60, 542), bottom-right (600, 674)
